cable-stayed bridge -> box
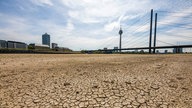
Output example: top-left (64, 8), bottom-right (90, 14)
top-left (89, 8), bottom-right (192, 53)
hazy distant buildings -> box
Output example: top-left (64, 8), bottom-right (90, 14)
top-left (52, 43), bottom-right (58, 49)
top-left (114, 47), bottom-right (118, 52)
top-left (42, 33), bottom-right (50, 47)
top-left (134, 49), bottom-right (138, 53)
top-left (164, 50), bottom-right (168, 54)
top-left (0, 40), bottom-right (7, 48)
top-left (0, 40), bottom-right (27, 49)
top-left (7, 41), bottom-right (14, 48)
top-left (7, 41), bottom-right (27, 49)
top-left (29, 43), bottom-right (49, 50)
top-left (173, 48), bottom-right (183, 53)
top-left (140, 50), bottom-right (144, 53)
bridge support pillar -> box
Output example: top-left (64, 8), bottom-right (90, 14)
top-left (153, 13), bottom-right (157, 54)
top-left (149, 9), bottom-right (153, 54)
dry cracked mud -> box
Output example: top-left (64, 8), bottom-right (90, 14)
top-left (0, 54), bottom-right (192, 108)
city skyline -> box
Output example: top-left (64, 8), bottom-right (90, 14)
top-left (0, 0), bottom-right (192, 51)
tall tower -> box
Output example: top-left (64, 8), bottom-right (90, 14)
top-left (149, 9), bottom-right (153, 54)
top-left (42, 33), bottom-right (50, 47)
top-left (119, 26), bottom-right (123, 53)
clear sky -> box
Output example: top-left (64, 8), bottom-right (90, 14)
top-left (0, 0), bottom-right (192, 51)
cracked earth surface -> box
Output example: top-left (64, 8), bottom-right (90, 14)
top-left (0, 54), bottom-right (192, 108)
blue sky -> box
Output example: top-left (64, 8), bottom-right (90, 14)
top-left (0, 0), bottom-right (192, 51)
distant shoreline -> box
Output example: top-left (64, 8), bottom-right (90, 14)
top-left (0, 49), bottom-right (79, 54)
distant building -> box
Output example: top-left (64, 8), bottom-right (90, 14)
top-left (103, 47), bottom-right (112, 54)
top-left (0, 40), bottom-right (7, 48)
top-left (42, 33), bottom-right (50, 47)
top-left (29, 43), bottom-right (49, 50)
top-left (7, 41), bottom-right (27, 49)
top-left (164, 50), bottom-right (168, 54)
top-left (55, 47), bottom-right (72, 52)
top-left (52, 43), bottom-right (58, 49)
top-left (114, 47), bottom-right (118, 52)
top-left (140, 50), bottom-right (144, 53)
top-left (134, 49), bottom-right (138, 53)
top-left (7, 41), bottom-right (14, 48)
top-left (173, 48), bottom-right (183, 53)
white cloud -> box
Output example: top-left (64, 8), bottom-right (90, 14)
top-left (156, 6), bottom-right (192, 46)
top-left (30, 0), bottom-right (53, 6)
top-left (0, 15), bottom-right (41, 43)
top-left (62, 0), bottom-right (129, 24)
top-left (65, 20), bottom-right (75, 32)
top-left (104, 21), bottom-right (119, 32)
top-left (68, 11), bottom-right (100, 23)
top-left (158, 8), bottom-right (192, 26)
top-left (104, 14), bottom-right (127, 32)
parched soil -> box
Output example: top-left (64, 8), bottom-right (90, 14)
top-left (0, 54), bottom-right (192, 108)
